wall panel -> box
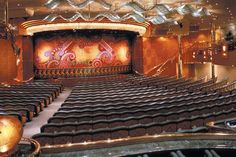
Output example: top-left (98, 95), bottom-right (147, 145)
top-left (142, 36), bottom-right (179, 76)
top-left (0, 39), bottom-right (17, 82)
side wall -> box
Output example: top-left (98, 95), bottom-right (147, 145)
top-left (132, 36), bottom-right (144, 74)
top-left (0, 39), bottom-right (17, 82)
top-left (142, 36), bottom-right (179, 76)
top-left (22, 36), bottom-right (34, 81)
top-left (215, 65), bottom-right (236, 82)
top-left (2, 29), bottom-right (236, 83)
top-left (195, 63), bottom-right (236, 82)
top-left (194, 63), bottom-right (212, 80)
top-left (0, 36), bottom-right (34, 84)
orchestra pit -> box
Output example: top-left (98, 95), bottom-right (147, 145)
top-left (1, 0), bottom-right (236, 156)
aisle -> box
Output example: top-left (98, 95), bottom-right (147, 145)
top-left (23, 87), bottom-right (72, 138)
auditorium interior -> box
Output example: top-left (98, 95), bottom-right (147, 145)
top-left (1, 0), bottom-right (236, 156)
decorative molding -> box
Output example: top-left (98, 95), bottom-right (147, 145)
top-left (66, 0), bottom-right (112, 10)
top-left (45, 0), bottom-right (112, 10)
top-left (19, 20), bottom-right (149, 36)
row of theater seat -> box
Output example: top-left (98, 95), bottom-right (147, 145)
top-left (44, 97), bottom-right (236, 128)
top-left (0, 80), bottom-right (63, 124)
top-left (58, 90), bottom-right (236, 117)
top-left (52, 94), bottom-right (236, 122)
top-left (33, 109), bottom-right (236, 145)
top-left (33, 74), bottom-right (236, 146)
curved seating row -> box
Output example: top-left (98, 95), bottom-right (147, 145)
top-left (33, 108), bottom-right (236, 146)
top-left (61, 92), bottom-right (220, 111)
top-left (42, 100), bottom-right (236, 133)
top-left (0, 80), bottom-right (63, 124)
top-left (49, 95), bottom-right (236, 124)
top-left (33, 75), bottom-right (236, 146)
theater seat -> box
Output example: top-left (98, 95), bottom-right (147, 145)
top-left (129, 125), bottom-right (146, 137)
top-left (111, 129), bottom-right (129, 139)
top-left (32, 133), bottom-right (54, 146)
top-left (53, 133), bottom-right (73, 145)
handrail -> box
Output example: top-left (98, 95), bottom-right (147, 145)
top-left (207, 121), bottom-right (236, 133)
top-left (20, 137), bottom-right (41, 157)
top-left (184, 41), bottom-right (217, 51)
top-left (184, 41), bottom-right (223, 57)
top-left (133, 70), bottom-right (143, 76)
top-left (146, 55), bottom-right (177, 76)
top-left (147, 42), bottom-right (214, 76)
top-left (39, 133), bottom-right (236, 153)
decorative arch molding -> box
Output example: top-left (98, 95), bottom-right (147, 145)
top-left (19, 19), bottom-right (149, 36)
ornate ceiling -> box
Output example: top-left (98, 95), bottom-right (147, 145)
top-left (0, 0), bottom-right (200, 17)
top-left (0, 0), bottom-right (235, 30)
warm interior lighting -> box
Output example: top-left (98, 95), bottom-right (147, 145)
top-left (215, 28), bottom-right (223, 41)
top-left (0, 116), bottom-right (23, 154)
top-left (34, 33), bottom-right (131, 69)
top-left (24, 23), bottom-right (147, 36)
top-left (158, 37), bottom-right (168, 41)
top-left (117, 46), bottom-right (129, 63)
top-left (107, 139), bottom-right (111, 143)
top-left (41, 133), bottom-right (236, 151)
top-left (16, 58), bottom-right (20, 66)
top-left (222, 45), bottom-right (227, 52)
top-left (82, 141), bottom-right (88, 145)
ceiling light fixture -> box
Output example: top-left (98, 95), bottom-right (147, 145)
top-left (24, 22), bottom-right (147, 36)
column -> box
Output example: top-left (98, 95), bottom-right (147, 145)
top-left (22, 36), bottom-right (34, 81)
top-left (211, 23), bottom-right (216, 79)
top-left (177, 35), bottom-right (183, 78)
top-left (4, 0), bottom-right (9, 25)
